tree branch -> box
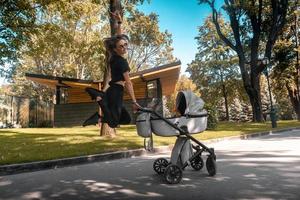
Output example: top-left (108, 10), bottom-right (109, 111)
top-left (210, 1), bottom-right (237, 51)
top-left (249, 0), bottom-right (262, 73)
top-left (258, 0), bottom-right (288, 74)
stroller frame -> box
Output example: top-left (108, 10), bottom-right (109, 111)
top-left (138, 107), bottom-right (217, 184)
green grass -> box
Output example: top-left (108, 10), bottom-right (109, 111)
top-left (1, 120), bottom-right (300, 165)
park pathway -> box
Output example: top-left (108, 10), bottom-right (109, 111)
top-left (1, 129), bottom-right (300, 200)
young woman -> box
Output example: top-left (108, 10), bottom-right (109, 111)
top-left (83, 11), bottom-right (140, 128)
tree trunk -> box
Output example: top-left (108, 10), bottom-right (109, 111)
top-left (221, 83), bottom-right (230, 121)
top-left (100, 123), bottom-right (116, 137)
top-left (100, 0), bottom-right (122, 137)
top-left (247, 90), bottom-right (263, 122)
top-left (220, 68), bottom-right (229, 121)
top-left (286, 83), bottom-right (300, 120)
top-left (253, 73), bottom-right (263, 122)
top-left (239, 59), bottom-right (264, 122)
top-left (245, 73), bottom-right (264, 122)
top-left (295, 0), bottom-right (300, 108)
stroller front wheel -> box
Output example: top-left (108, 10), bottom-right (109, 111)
top-left (153, 158), bottom-right (169, 175)
top-left (164, 164), bottom-right (183, 184)
top-left (206, 155), bottom-right (217, 176)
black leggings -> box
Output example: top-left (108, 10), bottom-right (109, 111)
top-left (98, 83), bottom-right (131, 128)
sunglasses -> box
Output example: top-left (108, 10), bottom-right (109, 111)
top-left (117, 43), bottom-right (128, 49)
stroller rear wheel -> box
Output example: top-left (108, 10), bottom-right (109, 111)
top-left (164, 164), bottom-right (183, 184)
top-left (206, 155), bottom-right (217, 176)
top-left (153, 158), bottom-right (169, 175)
top-left (191, 154), bottom-right (204, 171)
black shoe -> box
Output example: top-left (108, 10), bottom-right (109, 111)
top-left (82, 112), bottom-right (101, 127)
top-left (85, 87), bottom-right (105, 101)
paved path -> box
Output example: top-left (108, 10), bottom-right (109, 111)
top-left (1, 129), bottom-right (300, 200)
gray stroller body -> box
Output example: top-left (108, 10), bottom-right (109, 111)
top-left (136, 90), bottom-right (217, 184)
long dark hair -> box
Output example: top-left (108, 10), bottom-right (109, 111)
top-left (104, 34), bottom-right (129, 55)
top-left (103, 34), bottom-right (129, 85)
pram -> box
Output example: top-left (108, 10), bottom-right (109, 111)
top-left (136, 90), bottom-right (217, 184)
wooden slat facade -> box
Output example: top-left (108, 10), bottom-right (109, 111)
top-left (123, 81), bottom-right (147, 100)
top-left (54, 103), bottom-right (98, 127)
top-left (67, 87), bottom-right (96, 103)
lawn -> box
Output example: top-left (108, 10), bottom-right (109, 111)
top-left (1, 120), bottom-right (300, 165)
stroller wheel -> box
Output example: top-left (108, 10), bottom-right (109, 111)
top-left (191, 154), bottom-right (204, 171)
top-left (206, 155), bottom-right (217, 176)
top-left (164, 164), bottom-right (182, 184)
top-left (153, 158), bottom-right (169, 175)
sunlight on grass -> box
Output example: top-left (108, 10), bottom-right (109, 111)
top-left (1, 120), bottom-right (300, 165)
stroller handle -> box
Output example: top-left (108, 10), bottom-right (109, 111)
top-left (138, 107), bottom-right (208, 118)
top-left (137, 107), bottom-right (153, 113)
top-left (136, 107), bottom-right (208, 137)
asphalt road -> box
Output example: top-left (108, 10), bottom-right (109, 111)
top-left (1, 129), bottom-right (300, 200)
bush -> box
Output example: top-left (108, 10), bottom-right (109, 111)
top-left (38, 120), bottom-right (53, 128)
top-left (276, 104), bottom-right (295, 120)
top-left (204, 103), bottom-right (218, 130)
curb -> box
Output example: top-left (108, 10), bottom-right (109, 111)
top-left (0, 146), bottom-right (172, 176)
top-left (204, 126), bottom-right (300, 144)
top-left (1, 126), bottom-right (300, 176)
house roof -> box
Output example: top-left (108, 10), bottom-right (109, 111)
top-left (25, 61), bottom-right (181, 97)
top-left (25, 73), bottom-right (101, 89)
top-left (26, 61), bottom-right (181, 87)
top-left (130, 61), bottom-right (181, 80)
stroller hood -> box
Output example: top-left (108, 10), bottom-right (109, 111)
top-left (176, 90), bottom-right (205, 115)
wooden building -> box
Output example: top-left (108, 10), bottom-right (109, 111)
top-left (25, 61), bottom-right (181, 127)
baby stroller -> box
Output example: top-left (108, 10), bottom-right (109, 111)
top-left (136, 90), bottom-right (217, 184)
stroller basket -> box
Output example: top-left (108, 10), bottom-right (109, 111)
top-left (136, 112), bottom-right (152, 138)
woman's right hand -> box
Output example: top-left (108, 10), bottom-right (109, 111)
top-left (132, 101), bottom-right (141, 113)
top-left (110, 10), bottom-right (123, 22)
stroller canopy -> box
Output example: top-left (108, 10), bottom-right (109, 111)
top-left (176, 90), bottom-right (205, 115)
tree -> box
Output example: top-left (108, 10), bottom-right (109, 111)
top-left (126, 11), bottom-right (175, 71)
top-left (199, 0), bottom-right (289, 122)
top-left (11, 0), bottom-right (108, 103)
top-left (0, 0), bottom-right (58, 79)
top-left (0, 0), bottom-right (37, 78)
top-left (187, 16), bottom-right (240, 121)
top-left (10, 0), bottom-right (173, 84)
top-left (272, 1), bottom-right (300, 119)
top-left (98, 0), bottom-right (123, 137)
top-left (164, 75), bottom-right (200, 116)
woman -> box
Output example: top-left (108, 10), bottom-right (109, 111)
top-left (83, 11), bottom-right (140, 128)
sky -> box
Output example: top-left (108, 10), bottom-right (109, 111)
top-left (137, 0), bottom-right (223, 75)
top-left (0, 78), bottom-right (5, 85)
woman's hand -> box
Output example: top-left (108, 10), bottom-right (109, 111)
top-left (132, 101), bottom-right (141, 113)
top-left (96, 96), bottom-right (102, 102)
top-left (110, 10), bottom-right (123, 23)
top-left (110, 10), bottom-right (123, 35)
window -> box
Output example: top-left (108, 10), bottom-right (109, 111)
top-left (60, 88), bottom-right (68, 104)
top-left (147, 80), bottom-right (158, 98)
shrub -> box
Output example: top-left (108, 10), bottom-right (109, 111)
top-left (204, 103), bottom-right (218, 129)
